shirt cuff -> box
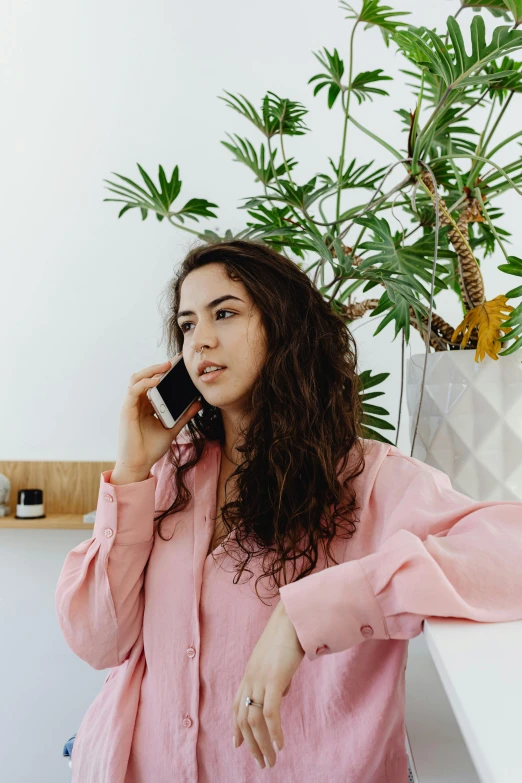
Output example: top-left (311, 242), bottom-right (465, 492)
top-left (92, 469), bottom-right (158, 545)
top-left (278, 559), bottom-right (388, 661)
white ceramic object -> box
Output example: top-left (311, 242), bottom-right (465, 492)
top-left (406, 350), bottom-right (522, 502)
top-left (0, 473), bottom-right (11, 516)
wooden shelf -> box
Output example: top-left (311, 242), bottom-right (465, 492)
top-left (0, 514), bottom-right (94, 530)
top-left (0, 458), bottom-right (114, 529)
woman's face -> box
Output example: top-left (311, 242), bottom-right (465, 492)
top-left (177, 263), bottom-right (267, 411)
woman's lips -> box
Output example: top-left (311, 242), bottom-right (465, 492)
top-left (200, 367), bottom-right (227, 382)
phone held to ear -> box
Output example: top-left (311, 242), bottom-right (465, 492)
top-left (146, 352), bottom-right (202, 429)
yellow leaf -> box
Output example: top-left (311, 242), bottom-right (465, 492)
top-left (451, 295), bottom-right (514, 363)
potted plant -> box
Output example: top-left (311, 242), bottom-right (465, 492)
top-left (103, 0), bottom-right (522, 501)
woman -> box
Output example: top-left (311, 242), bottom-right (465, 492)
top-left (56, 239), bottom-right (522, 783)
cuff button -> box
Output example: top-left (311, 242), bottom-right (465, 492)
top-left (104, 528), bottom-right (114, 538)
top-left (360, 625), bottom-right (374, 637)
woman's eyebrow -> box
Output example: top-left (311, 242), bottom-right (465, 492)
top-left (177, 294), bottom-right (244, 319)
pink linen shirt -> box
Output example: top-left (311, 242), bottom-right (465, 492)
top-left (55, 435), bottom-right (522, 783)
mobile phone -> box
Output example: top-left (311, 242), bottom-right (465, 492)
top-left (146, 352), bottom-right (202, 429)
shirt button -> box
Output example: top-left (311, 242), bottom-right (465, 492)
top-left (103, 493), bottom-right (114, 502)
top-left (315, 644), bottom-right (330, 656)
top-left (186, 647), bottom-right (196, 658)
top-left (104, 528), bottom-right (114, 538)
top-left (182, 717), bottom-right (193, 728)
top-left (361, 625), bottom-right (374, 638)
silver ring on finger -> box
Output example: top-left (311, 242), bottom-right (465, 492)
top-left (245, 696), bottom-right (264, 709)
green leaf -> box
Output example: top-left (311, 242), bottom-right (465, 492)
top-left (332, 238), bottom-right (354, 273)
top-left (137, 164), bottom-right (165, 207)
top-left (220, 90), bottom-right (310, 137)
top-left (341, 0), bottom-right (410, 35)
top-left (360, 412), bottom-right (395, 430)
top-left (400, 67), bottom-right (444, 107)
top-left (356, 369), bottom-right (396, 443)
top-left (317, 157), bottom-right (388, 190)
top-left (498, 300), bottom-right (522, 354)
top-left (504, 0), bottom-right (522, 25)
top-left (355, 213), bottom-right (450, 297)
top-left (358, 369), bottom-right (390, 389)
top-left (506, 284), bottom-right (522, 297)
top-left (104, 163), bottom-right (189, 220)
top-left (308, 48), bottom-right (345, 109)
top-left (462, 0), bottom-right (511, 21)
top-left (302, 234), bottom-right (334, 263)
top-left (361, 402), bottom-right (390, 415)
top-left (485, 57), bottom-right (522, 103)
top-left (220, 134), bottom-right (297, 184)
top-left (392, 15), bottom-right (522, 91)
top-left (242, 204), bottom-right (311, 255)
top-left (262, 92), bottom-right (310, 137)
top-left (412, 104), bottom-right (480, 157)
top-left (351, 69), bottom-right (393, 103)
top-left (359, 425), bottom-right (396, 444)
top-left (219, 91), bottom-right (266, 134)
top-left (262, 176), bottom-right (331, 213)
top-left (498, 254), bottom-right (522, 275)
top-left (175, 198), bottom-right (219, 222)
top-left (117, 204), bottom-right (134, 219)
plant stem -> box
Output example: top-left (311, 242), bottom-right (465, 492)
top-left (466, 97), bottom-right (497, 187)
top-left (337, 174), bottom-right (412, 243)
top-left (336, 20), bottom-right (359, 225)
top-left (439, 153), bottom-right (522, 196)
top-left (347, 114), bottom-right (404, 160)
top-left (395, 333), bottom-right (405, 447)
top-left (474, 187), bottom-right (511, 261)
top-left (167, 216), bottom-right (205, 237)
top-left (414, 86), bottom-right (452, 155)
top-left (487, 127), bottom-right (522, 158)
top-left (451, 88), bottom-right (489, 124)
top-left (350, 224), bottom-right (368, 257)
top-left (279, 121), bottom-right (295, 186)
top-left (266, 136), bottom-right (321, 236)
top-left (410, 69), bottom-right (425, 172)
top-left (481, 90), bottom-right (514, 157)
top-left (454, 4), bottom-right (464, 21)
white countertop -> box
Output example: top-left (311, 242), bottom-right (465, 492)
top-left (423, 616), bottom-right (522, 783)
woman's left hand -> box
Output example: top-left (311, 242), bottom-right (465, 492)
top-left (232, 599), bottom-right (305, 770)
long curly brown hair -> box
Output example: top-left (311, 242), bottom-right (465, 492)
top-left (153, 238), bottom-right (367, 602)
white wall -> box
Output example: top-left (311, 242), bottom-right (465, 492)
top-left (1, 1), bottom-right (520, 779)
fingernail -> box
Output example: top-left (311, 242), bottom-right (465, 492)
top-left (255, 758), bottom-right (264, 770)
top-left (264, 755), bottom-right (272, 768)
top-left (272, 739), bottom-right (281, 753)
top-left (233, 736), bottom-right (237, 748)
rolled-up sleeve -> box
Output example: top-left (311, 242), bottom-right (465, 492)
top-left (279, 455), bottom-right (522, 661)
top-left (55, 467), bottom-right (158, 670)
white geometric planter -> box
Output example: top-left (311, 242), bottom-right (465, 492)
top-left (406, 350), bottom-right (522, 502)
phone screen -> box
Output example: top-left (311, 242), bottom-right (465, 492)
top-left (156, 354), bottom-right (201, 423)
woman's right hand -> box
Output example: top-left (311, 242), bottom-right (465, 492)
top-left (115, 357), bottom-right (203, 478)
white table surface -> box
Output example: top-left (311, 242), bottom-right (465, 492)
top-left (423, 616), bottom-right (522, 783)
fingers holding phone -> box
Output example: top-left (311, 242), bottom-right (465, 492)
top-left (116, 358), bottom-right (202, 480)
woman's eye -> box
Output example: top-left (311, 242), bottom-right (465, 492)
top-left (180, 309), bottom-right (234, 333)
